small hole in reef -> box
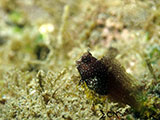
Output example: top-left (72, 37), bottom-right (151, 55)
top-left (34, 44), bottom-right (50, 60)
top-left (0, 36), bottom-right (7, 46)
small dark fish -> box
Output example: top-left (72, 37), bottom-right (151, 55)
top-left (76, 51), bottom-right (109, 95)
top-left (76, 51), bottom-right (141, 110)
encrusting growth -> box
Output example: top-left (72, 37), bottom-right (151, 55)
top-left (76, 51), bottom-right (142, 111)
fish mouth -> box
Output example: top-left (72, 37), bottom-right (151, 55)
top-left (76, 55), bottom-right (84, 66)
top-left (76, 59), bottom-right (81, 64)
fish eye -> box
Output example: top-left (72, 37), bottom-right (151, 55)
top-left (82, 55), bottom-right (91, 63)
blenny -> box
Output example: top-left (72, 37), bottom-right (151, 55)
top-left (76, 51), bottom-right (141, 111)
